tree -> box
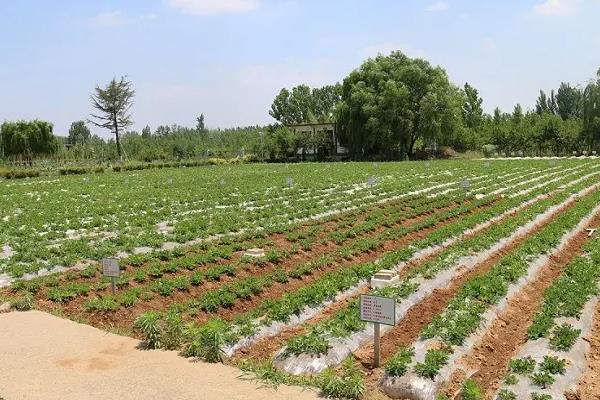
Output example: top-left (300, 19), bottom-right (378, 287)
top-left (582, 69), bottom-right (600, 149)
top-left (336, 51), bottom-right (463, 160)
top-left (535, 90), bottom-right (549, 114)
top-left (141, 125), bottom-right (152, 138)
top-left (312, 84), bottom-right (341, 122)
top-left (462, 83), bottom-right (484, 130)
top-left (89, 76), bottom-right (135, 160)
top-left (269, 85), bottom-right (315, 125)
top-left (196, 114), bottom-right (207, 135)
top-left (0, 120), bottom-right (58, 162)
top-left (556, 82), bottom-right (582, 120)
top-left (67, 121), bottom-right (91, 145)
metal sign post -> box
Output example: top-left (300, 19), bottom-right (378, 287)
top-left (102, 258), bottom-right (120, 295)
top-left (360, 294), bottom-right (396, 368)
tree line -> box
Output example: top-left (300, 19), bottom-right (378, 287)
top-left (2, 51), bottom-right (600, 164)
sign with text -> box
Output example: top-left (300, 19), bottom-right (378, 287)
top-left (360, 294), bottom-right (395, 326)
top-left (102, 258), bottom-right (120, 278)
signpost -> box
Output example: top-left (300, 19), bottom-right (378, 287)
top-left (360, 294), bottom-right (396, 367)
top-left (102, 258), bottom-right (120, 295)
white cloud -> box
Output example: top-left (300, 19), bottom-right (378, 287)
top-left (359, 42), bottom-right (426, 59)
top-left (167, 0), bottom-right (259, 16)
top-left (425, 1), bottom-right (450, 12)
top-left (533, 0), bottom-right (581, 16)
top-left (91, 11), bottom-right (157, 27)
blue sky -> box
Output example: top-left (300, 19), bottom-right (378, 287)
top-left (1, 0), bottom-right (599, 137)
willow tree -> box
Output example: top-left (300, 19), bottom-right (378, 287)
top-left (89, 76), bottom-right (135, 160)
top-left (336, 51), bottom-right (463, 160)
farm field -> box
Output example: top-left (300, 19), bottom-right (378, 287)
top-left (2, 159), bottom-right (600, 400)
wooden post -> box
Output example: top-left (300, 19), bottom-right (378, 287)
top-left (374, 322), bottom-right (381, 368)
top-left (111, 277), bottom-right (116, 295)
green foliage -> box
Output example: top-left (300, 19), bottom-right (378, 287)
top-left (384, 347), bottom-right (414, 377)
top-left (10, 292), bottom-right (33, 311)
top-left (184, 317), bottom-right (235, 363)
top-left (414, 348), bottom-right (450, 379)
top-left (134, 311), bottom-right (163, 349)
top-left (509, 357), bottom-right (537, 375)
top-left (461, 379), bottom-right (483, 400)
top-left (0, 120), bottom-right (58, 159)
top-left (317, 358), bottom-right (365, 400)
top-left (531, 393), bottom-right (552, 400)
top-left (549, 323), bottom-right (581, 351)
top-left (530, 371), bottom-right (555, 389)
top-left (539, 356), bottom-right (566, 375)
top-left (336, 51), bottom-right (463, 160)
top-left (497, 389), bottom-right (517, 400)
top-left (285, 329), bottom-right (330, 356)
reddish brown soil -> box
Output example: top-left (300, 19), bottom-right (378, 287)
top-left (576, 301), bottom-right (600, 400)
top-left (442, 213), bottom-right (600, 400)
top-left (231, 194), bottom-right (546, 363)
top-left (354, 193), bottom-right (588, 396)
top-left (33, 200), bottom-right (492, 334)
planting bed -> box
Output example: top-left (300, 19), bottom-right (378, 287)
top-left (2, 159), bottom-right (600, 400)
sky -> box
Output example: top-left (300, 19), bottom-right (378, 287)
top-left (1, 0), bottom-right (600, 138)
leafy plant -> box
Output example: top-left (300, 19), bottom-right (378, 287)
top-left (539, 356), bottom-right (566, 375)
top-left (509, 357), bottom-right (537, 375)
top-left (414, 348), bottom-right (450, 379)
top-left (384, 347), bottom-right (414, 377)
top-left (317, 358), bottom-right (365, 400)
top-left (549, 323), bottom-right (580, 351)
top-left (461, 379), bottom-right (483, 400)
top-left (134, 311), bottom-right (163, 349)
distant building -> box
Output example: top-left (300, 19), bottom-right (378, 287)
top-left (286, 122), bottom-right (348, 159)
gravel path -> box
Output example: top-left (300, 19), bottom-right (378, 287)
top-left (0, 311), bottom-right (319, 400)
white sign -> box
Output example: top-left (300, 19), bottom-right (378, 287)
top-left (102, 258), bottom-right (120, 278)
top-left (360, 295), bottom-right (395, 326)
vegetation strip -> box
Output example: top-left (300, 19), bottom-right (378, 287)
top-left (434, 196), bottom-right (600, 399)
top-left (271, 177), bottom-right (598, 375)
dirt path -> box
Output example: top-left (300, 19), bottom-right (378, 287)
top-left (443, 213), bottom-right (600, 399)
top-left (0, 311), bottom-right (318, 400)
top-left (576, 301), bottom-right (600, 399)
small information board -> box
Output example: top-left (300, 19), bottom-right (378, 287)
top-left (360, 294), bottom-right (395, 326)
top-left (102, 258), bottom-right (120, 278)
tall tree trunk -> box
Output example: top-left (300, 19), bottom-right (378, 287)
top-left (113, 114), bottom-right (122, 161)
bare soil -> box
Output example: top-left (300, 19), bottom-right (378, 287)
top-left (442, 213), bottom-right (600, 399)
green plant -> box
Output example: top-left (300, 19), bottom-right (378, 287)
top-left (10, 292), bottom-right (33, 311)
top-left (530, 371), bottom-right (555, 388)
top-left (497, 389), bottom-right (517, 400)
top-left (134, 311), bottom-right (163, 349)
top-left (85, 296), bottom-right (119, 312)
top-left (461, 379), bottom-right (483, 400)
top-left (549, 324), bottom-right (581, 351)
top-left (509, 357), bottom-right (537, 375)
top-left (530, 393), bottom-right (552, 400)
top-left (504, 373), bottom-right (518, 385)
top-left (184, 317), bottom-right (234, 363)
top-left (384, 347), bottom-right (414, 377)
top-left (539, 356), bottom-right (566, 375)
top-left (285, 329), bottom-right (330, 356)
top-left (414, 348), bottom-right (450, 379)
top-left (317, 358), bottom-right (365, 400)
